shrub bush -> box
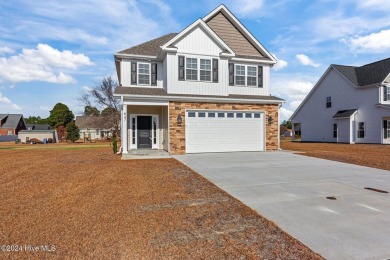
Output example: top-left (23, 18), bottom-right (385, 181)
top-left (112, 132), bottom-right (118, 154)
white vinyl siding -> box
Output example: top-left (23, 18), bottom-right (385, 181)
top-left (235, 64), bottom-right (257, 87)
top-left (138, 63), bottom-right (150, 85)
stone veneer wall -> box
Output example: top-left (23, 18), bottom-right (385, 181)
top-left (169, 101), bottom-right (279, 155)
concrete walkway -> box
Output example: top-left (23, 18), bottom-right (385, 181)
top-left (174, 152), bottom-right (390, 260)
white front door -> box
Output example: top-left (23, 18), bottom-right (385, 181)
top-left (185, 110), bottom-right (265, 153)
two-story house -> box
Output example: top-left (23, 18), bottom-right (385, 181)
top-left (114, 5), bottom-right (284, 155)
top-left (290, 58), bottom-right (390, 144)
top-left (0, 114), bottom-right (26, 136)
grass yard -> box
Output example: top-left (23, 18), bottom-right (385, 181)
top-left (281, 139), bottom-right (390, 171)
top-left (0, 144), bottom-right (322, 259)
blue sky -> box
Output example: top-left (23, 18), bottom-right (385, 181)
top-left (0, 0), bottom-right (389, 121)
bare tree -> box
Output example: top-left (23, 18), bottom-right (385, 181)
top-left (79, 77), bottom-right (121, 136)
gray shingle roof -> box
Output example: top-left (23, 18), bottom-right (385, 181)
top-left (117, 33), bottom-right (178, 56)
top-left (114, 86), bottom-right (284, 101)
top-left (26, 124), bottom-right (50, 130)
top-left (75, 116), bottom-right (112, 129)
top-left (332, 58), bottom-right (390, 86)
top-left (0, 114), bottom-right (24, 128)
top-left (332, 109), bottom-right (358, 119)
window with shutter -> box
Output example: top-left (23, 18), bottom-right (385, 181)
top-left (186, 58), bottom-right (198, 80)
top-left (138, 63), bottom-right (150, 85)
top-left (384, 86), bottom-right (390, 101)
top-left (178, 56), bottom-right (185, 81)
top-left (200, 59), bottom-right (211, 81)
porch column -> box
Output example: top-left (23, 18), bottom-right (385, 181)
top-left (122, 104), bottom-right (128, 154)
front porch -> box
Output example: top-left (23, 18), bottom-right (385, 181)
top-left (121, 102), bottom-right (170, 157)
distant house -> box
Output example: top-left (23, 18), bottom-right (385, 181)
top-left (18, 130), bottom-right (58, 143)
top-left (282, 129), bottom-right (292, 137)
top-left (26, 124), bottom-right (51, 131)
top-left (0, 114), bottom-right (26, 135)
top-left (290, 58), bottom-right (390, 144)
top-left (75, 116), bottom-right (114, 140)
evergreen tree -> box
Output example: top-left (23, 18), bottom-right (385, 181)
top-left (66, 122), bottom-right (80, 143)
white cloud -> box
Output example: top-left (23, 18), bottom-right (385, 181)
top-left (0, 44), bottom-right (93, 83)
top-left (0, 47), bottom-right (14, 54)
top-left (228, 0), bottom-right (264, 17)
top-left (279, 107), bottom-right (293, 121)
top-left (39, 105), bottom-right (52, 111)
top-left (0, 92), bottom-right (21, 110)
top-left (272, 54), bottom-right (288, 71)
top-left (82, 85), bottom-right (93, 92)
top-left (341, 29), bottom-right (390, 53)
top-left (356, 0), bottom-right (390, 11)
top-left (296, 54), bottom-right (321, 68)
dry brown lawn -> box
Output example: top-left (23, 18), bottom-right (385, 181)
top-left (0, 144), bottom-right (322, 259)
top-left (281, 138), bottom-right (390, 171)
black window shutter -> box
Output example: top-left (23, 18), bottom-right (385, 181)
top-left (384, 86), bottom-right (388, 101)
top-left (151, 63), bottom-right (157, 86)
top-left (228, 63), bottom-right (234, 86)
top-left (131, 62), bottom-right (137, 84)
top-left (212, 59), bottom-right (218, 83)
top-left (178, 56), bottom-right (185, 81)
top-left (258, 66), bottom-right (263, 88)
top-left (384, 120), bottom-right (388, 139)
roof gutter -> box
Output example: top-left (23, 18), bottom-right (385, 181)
top-left (114, 93), bottom-right (285, 105)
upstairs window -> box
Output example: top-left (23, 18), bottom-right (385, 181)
top-left (326, 96), bottom-right (332, 108)
top-left (357, 122), bottom-right (365, 138)
top-left (235, 65), bottom-right (257, 86)
top-left (200, 59), bottom-right (211, 81)
top-left (247, 66), bottom-right (257, 86)
top-left (138, 63), bottom-right (150, 85)
top-left (186, 58), bottom-right (198, 80)
top-left (384, 86), bottom-right (390, 101)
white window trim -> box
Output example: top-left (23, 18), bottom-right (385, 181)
top-left (185, 57), bottom-right (213, 83)
top-left (137, 62), bottom-right (151, 86)
top-left (234, 64), bottom-right (257, 87)
top-left (357, 121), bottom-right (365, 139)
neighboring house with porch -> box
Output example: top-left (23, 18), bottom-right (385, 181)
top-left (290, 58), bottom-right (390, 144)
top-left (114, 4), bottom-right (284, 156)
top-left (75, 116), bottom-right (114, 140)
top-left (0, 114), bottom-right (26, 136)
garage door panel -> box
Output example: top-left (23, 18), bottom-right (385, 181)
top-left (186, 110), bottom-right (265, 153)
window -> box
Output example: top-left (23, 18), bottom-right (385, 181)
top-left (132, 118), bottom-right (136, 145)
top-left (200, 59), bottom-right (211, 81)
top-left (138, 63), bottom-right (150, 85)
top-left (208, 112), bottom-right (215, 117)
top-left (333, 124), bottom-right (337, 138)
top-left (188, 112), bottom-right (196, 117)
top-left (235, 65), bottom-right (257, 86)
top-left (186, 58), bottom-right (197, 80)
top-left (235, 65), bottom-right (245, 86)
top-left (387, 120), bottom-right (390, 139)
top-left (387, 86), bottom-right (390, 101)
top-left (96, 129), bottom-right (99, 135)
top-left (7, 130), bottom-right (12, 135)
top-left (153, 119), bottom-right (157, 145)
top-left (218, 113), bottom-right (225, 118)
top-left (326, 96), bottom-right (332, 108)
top-left (247, 66), bottom-right (257, 86)
top-left (236, 113), bottom-right (243, 118)
top-left (357, 122), bottom-right (365, 138)
top-left (245, 113), bottom-right (252, 118)
top-left (198, 112), bottom-right (206, 117)
top-left (227, 113), bottom-right (234, 118)
top-left (254, 113), bottom-right (261, 118)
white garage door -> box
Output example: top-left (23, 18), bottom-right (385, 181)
top-left (186, 110), bottom-right (265, 153)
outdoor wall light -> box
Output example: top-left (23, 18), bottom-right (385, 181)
top-left (177, 115), bottom-right (182, 124)
top-left (268, 115), bottom-right (274, 126)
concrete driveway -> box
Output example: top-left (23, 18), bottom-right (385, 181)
top-left (174, 152), bottom-right (390, 260)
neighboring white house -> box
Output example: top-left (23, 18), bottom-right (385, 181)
top-left (290, 58), bottom-right (390, 144)
top-left (75, 116), bottom-right (114, 141)
top-left (113, 4), bottom-right (284, 156)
